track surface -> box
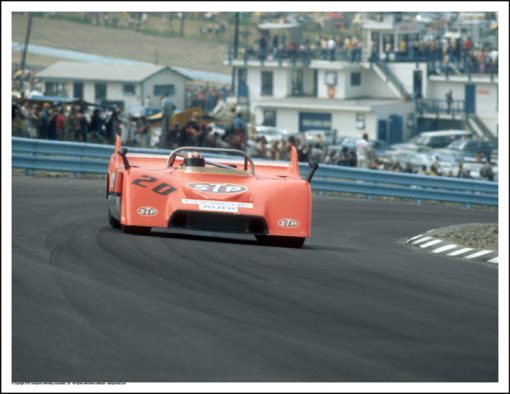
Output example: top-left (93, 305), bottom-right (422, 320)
top-left (12, 176), bottom-right (498, 382)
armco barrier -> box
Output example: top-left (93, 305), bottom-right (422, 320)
top-left (12, 137), bottom-right (498, 207)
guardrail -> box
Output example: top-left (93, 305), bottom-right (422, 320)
top-left (12, 138), bottom-right (498, 207)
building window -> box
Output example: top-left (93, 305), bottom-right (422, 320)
top-left (95, 83), bottom-right (107, 101)
top-left (291, 69), bottom-right (304, 96)
top-left (261, 71), bottom-right (273, 96)
top-left (351, 72), bottom-right (362, 86)
top-left (73, 82), bottom-right (84, 99)
top-left (325, 71), bottom-right (337, 86)
top-left (262, 109), bottom-right (276, 126)
top-left (45, 81), bottom-right (66, 96)
top-left (123, 84), bottom-right (136, 95)
top-left (154, 84), bottom-right (175, 96)
top-left (356, 113), bottom-right (365, 129)
top-left (237, 68), bottom-right (248, 98)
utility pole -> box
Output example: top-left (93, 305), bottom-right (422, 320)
top-left (20, 13), bottom-right (33, 73)
top-left (231, 12), bottom-right (240, 99)
top-left (179, 12), bottom-right (185, 38)
top-left (233, 12), bottom-right (240, 57)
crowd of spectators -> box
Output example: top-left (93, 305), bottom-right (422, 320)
top-left (12, 96), bottom-right (496, 181)
top-left (240, 33), bottom-right (363, 64)
top-left (248, 131), bottom-right (496, 181)
top-left (12, 98), bottom-right (152, 147)
top-left (185, 84), bottom-right (230, 112)
top-left (159, 110), bottom-right (247, 152)
top-left (369, 35), bottom-right (498, 75)
top-left (238, 31), bottom-right (497, 77)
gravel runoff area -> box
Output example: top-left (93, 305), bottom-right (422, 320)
top-left (426, 223), bottom-right (498, 251)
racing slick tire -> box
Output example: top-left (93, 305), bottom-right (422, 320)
top-left (108, 210), bottom-right (121, 229)
top-left (122, 225), bottom-right (152, 235)
top-left (255, 235), bottom-right (306, 248)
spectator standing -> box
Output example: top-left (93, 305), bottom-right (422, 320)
top-left (136, 116), bottom-right (151, 147)
top-left (181, 112), bottom-right (201, 146)
top-left (74, 108), bottom-right (88, 142)
top-left (161, 93), bottom-right (175, 137)
top-left (12, 103), bottom-right (27, 137)
top-left (39, 102), bottom-right (51, 139)
top-left (105, 107), bottom-right (122, 144)
top-left (457, 163), bottom-right (471, 179)
top-left (47, 106), bottom-right (59, 140)
top-left (480, 158), bottom-right (494, 181)
top-left (268, 140), bottom-right (281, 160)
top-left (121, 114), bottom-right (136, 145)
top-left (230, 111), bottom-right (247, 149)
top-left (327, 37), bottom-right (336, 61)
top-left (446, 90), bottom-right (453, 114)
top-left (28, 104), bottom-right (41, 138)
top-left (356, 132), bottom-right (371, 168)
top-left (88, 108), bottom-right (105, 143)
top-left (55, 108), bottom-right (65, 140)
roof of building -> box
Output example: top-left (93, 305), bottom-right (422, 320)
top-left (253, 97), bottom-right (407, 111)
top-left (36, 61), bottom-right (191, 82)
top-left (14, 42), bottom-right (230, 84)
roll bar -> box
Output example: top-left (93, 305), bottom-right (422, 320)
top-left (167, 146), bottom-right (256, 174)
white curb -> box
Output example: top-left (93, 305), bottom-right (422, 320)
top-left (405, 235), bottom-right (498, 264)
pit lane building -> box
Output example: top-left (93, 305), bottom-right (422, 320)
top-left (225, 13), bottom-right (498, 143)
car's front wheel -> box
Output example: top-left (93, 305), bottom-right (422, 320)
top-left (108, 210), bottom-right (121, 229)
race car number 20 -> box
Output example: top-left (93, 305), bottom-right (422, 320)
top-left (132, 175), bottom-right (176, 196)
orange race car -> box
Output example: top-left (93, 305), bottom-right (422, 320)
top-left (106, 136), bottom-right (318, 247)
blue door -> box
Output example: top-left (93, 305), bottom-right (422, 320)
top-left (377, 120), bottom-right (388, 142)
top-left (465, 84), bottom-right (476, 114)
top-left (388, 114), bottom-right (403, 143)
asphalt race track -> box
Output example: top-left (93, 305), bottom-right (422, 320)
top-left (12, 175), bottom-right (498, 382)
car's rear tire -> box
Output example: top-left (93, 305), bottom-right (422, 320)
top-left (122, 225), bottom-right (151, 235)
top-left (255, 235), bottom-right (306, 248)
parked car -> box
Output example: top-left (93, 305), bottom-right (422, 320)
top-left (337, 136), bottom-right (392, 157)
top-left (126, 104), bottom-right (161, 118)
top-left (439, 138), bottom-right (497, 160)
top-left (254, 126), bottom-right (297, 144)
top-left (391, 130), bottom-right (473, 152)
top-left (303, 129), bottom-right (334, 145)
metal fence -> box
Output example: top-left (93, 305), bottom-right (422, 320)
top-left (12, 137), bottom-right (498, 207)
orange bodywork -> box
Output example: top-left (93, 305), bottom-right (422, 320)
top-left (107, 136), bottom-right (312, 239)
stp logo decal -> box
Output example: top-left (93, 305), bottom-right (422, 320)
top-left (137, 207), bottom-right (158, 216)
top-left (187, 183), bottom-right (248, 194)
top-left (278, 218), bottom-right (299, 228)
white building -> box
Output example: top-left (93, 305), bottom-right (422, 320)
top-left (423, 74), bottom-right (498, 138)
top-left (36, 61), bottom-right (191, 110)
top-left (227, 56), bottom-right (419, 143)
top-left (225, 14), bottom-right (498, 143)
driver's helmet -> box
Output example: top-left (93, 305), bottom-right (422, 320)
top-left (183, 151), bottom-right (205, 167)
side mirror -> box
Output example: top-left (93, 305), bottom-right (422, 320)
top-left (118, 147), bottom-right (131, 170)
top-left (306, 161), bottom-right (319, 183)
